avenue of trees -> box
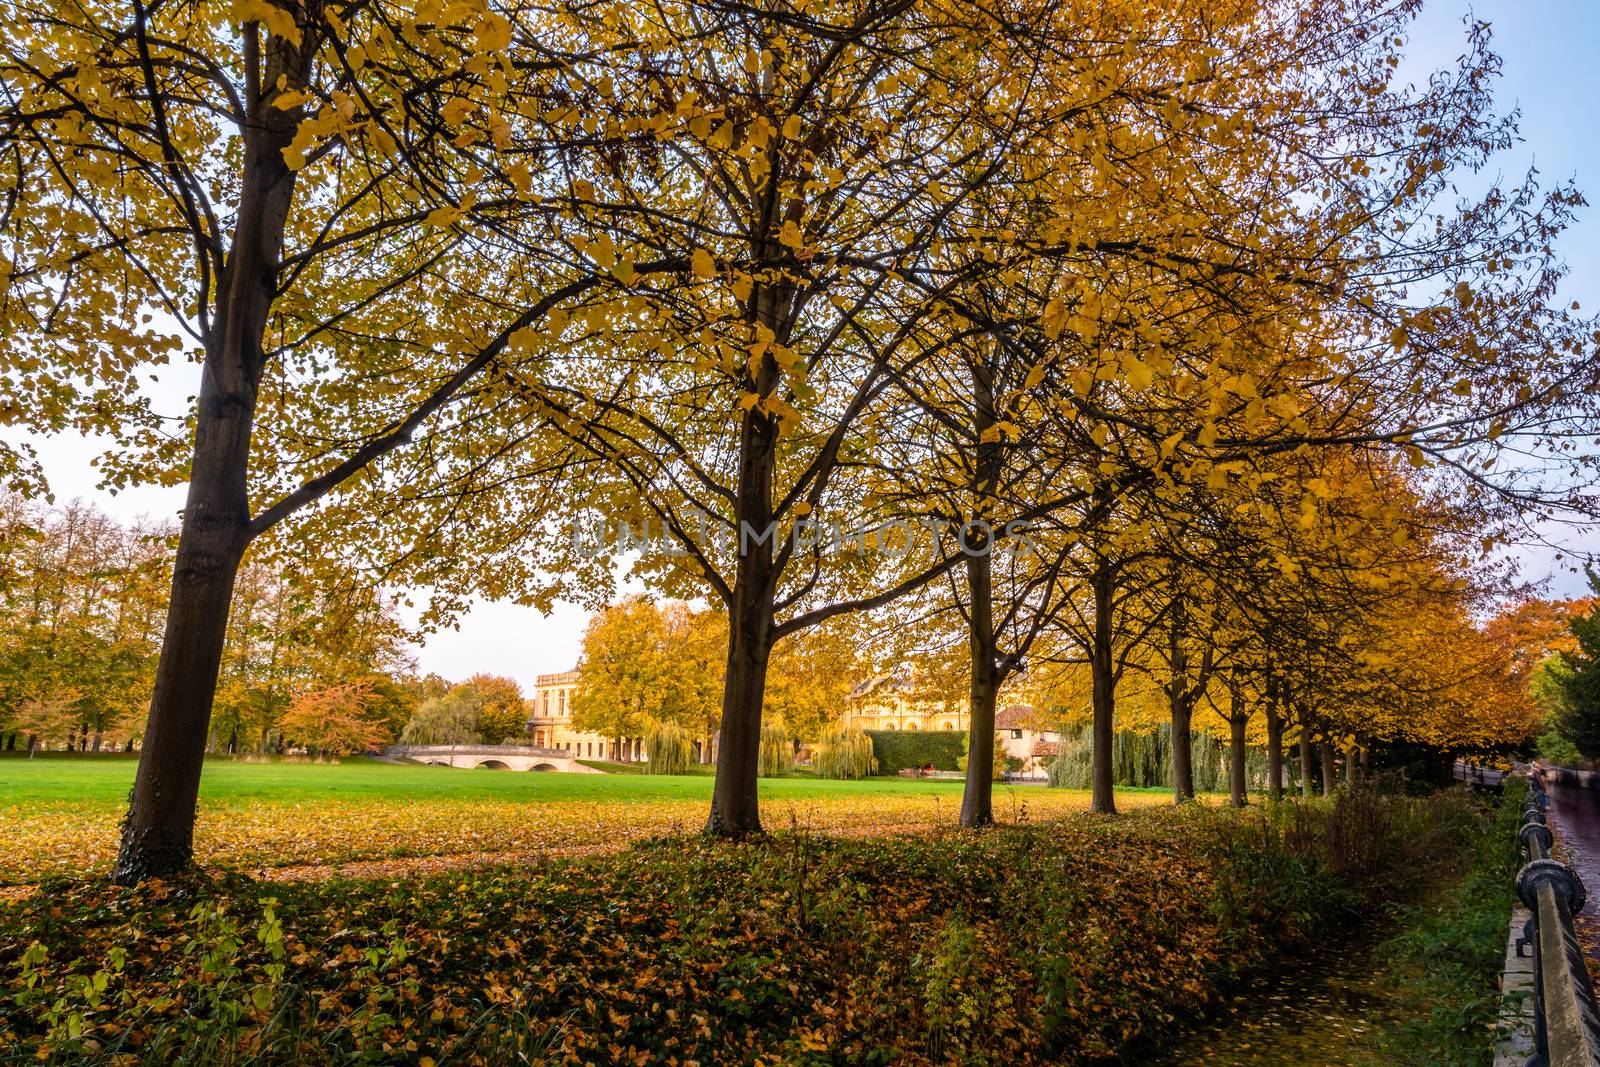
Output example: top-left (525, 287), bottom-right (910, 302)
top-left (2, 0), bottom-right (1596, 880)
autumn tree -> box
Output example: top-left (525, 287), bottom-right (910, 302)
top-left (278, 682), bottom-right (386, 757)
top-left (451, 675), bottom-right (530, 744)
top-left (0, 0), bottom-right (685, 880)
top-left (574, 596), bottom-right (691, 746)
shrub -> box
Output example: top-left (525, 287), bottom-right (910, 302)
top-left (866, 729), bottom-right (965, 773)
top-left (759, 723), bottom-right (792, 778)
top-left (815, 725), bottom-right (877, 779)
top-left (644, 719), bottom-right (692, 775)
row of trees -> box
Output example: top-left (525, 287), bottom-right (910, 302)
top-left (2, 0), bottom-right (1595, 878)
top-left (0, 497), bottom-right (540, 757)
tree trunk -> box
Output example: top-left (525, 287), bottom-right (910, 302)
top-left (1298, 728), bottom-right (1312, 799)
top-left (1089, 554), bottom-right (1116, 814)
top-left (706, 351), bottom-right (781, 837)
top-left (1319, 739), bottom-right (1336, 794)
top-left (1347, 741), bottom-right (1361, 785)
top-left (1228, 715), bottom-right (1248, 808)
top-left (1264, 681), bottom-right (1283, 803)
top-left (1166, 599), bottom-right (1194, 804)
top-left (1170, 699), bottom-right (1194, 804)
top-left (113, 21), bottom-right (315, 884)
top-left (959, 353), bottom-right (1004, 829)
top-left (960, 548), bottom-right (999, 828)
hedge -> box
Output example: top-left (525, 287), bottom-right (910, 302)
top-left (866, 728), bottom-right (967, 773)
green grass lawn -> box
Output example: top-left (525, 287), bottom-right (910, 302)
top-left (0, 752), bottom-right (1187, 883)
top-left (0, 751), bottom-right (978, 810)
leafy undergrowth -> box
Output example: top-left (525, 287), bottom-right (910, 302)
top-left (1374, 780), bottom-right (1524, 1065)
top-left (0, 789), bottom-right (1493, 1065)
top-left (0, 788), bottom-right (1172, 885)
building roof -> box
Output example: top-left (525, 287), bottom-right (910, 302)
top-left (847, 674), bottom-right (915, 700)
top-left (1031, 739), bottom-right (1059, 757)
top-left (535, 669), bottom-right (580, 687)
top-left (994, 703), bottom-right (1038, 730)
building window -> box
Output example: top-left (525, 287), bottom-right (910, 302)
top-left (1011, 729), bottom-right (1023, 739)
top-left (942, 722), bottom-right (955, 730)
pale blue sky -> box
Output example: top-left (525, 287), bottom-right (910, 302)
top-left (17, 0), bottom-right (1599, 687)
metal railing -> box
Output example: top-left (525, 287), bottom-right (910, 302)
top-left (1458, 759), bottom-right (1509, 788)
top-left (1516, 776), bottom-right (1600, 1066)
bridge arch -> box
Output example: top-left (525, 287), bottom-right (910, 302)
top-left (532, 763), bottom-right (559, 772)
top-left (477, 759), bottom-right (513, 770)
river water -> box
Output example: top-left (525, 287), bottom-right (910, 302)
top-left (1155, 930), bottom-right (1412, 1066)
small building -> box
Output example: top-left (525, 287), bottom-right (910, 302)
top-left (996, 704), bottom-right (1059, 773)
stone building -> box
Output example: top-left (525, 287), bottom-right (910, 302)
top-left (840, 675), bottom-right (967, 733)
top-left (525, 669), bottom-right (645, 762)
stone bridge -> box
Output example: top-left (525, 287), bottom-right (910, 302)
top-left (383, 744), bottom-right (604, 773)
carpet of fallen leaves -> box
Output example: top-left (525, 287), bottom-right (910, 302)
top-left (0, 791), bottom-right (1497, 1066)
top-left (0, 787), bottom-right (1172, 885)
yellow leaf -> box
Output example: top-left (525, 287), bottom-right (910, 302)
top-left (271, 89), bottom-right (313, 111)
top-left (778, 220), bottom-right (803, 250)
top-left (424, 204), bottom-right (463, 228)
top-left (1121, 356), bottom-right (1154, 391)
top-left (370, 126), bottom-right (398, 156)
top-left (474, 12), bottom-right (512, 52)
top-left (691, 248), bottom-right (716, 280)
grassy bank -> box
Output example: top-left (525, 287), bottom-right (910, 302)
top-left (0, 788), bottom-right (1497, 1065)
top-left (1373, 780), bottom-right (1523, 1064)
top-left (1161, 781), bottom-right (1521, 1066)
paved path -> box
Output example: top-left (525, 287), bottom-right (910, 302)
top-left (1543, 772), bottom-right (1600, 971)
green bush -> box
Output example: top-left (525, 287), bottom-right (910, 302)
top-left (815, 725), bottom-right (877, 779)
top-left (866, 729), bottom-right (966, 773)
top-left (644, 719), bottom-right (692, 775)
